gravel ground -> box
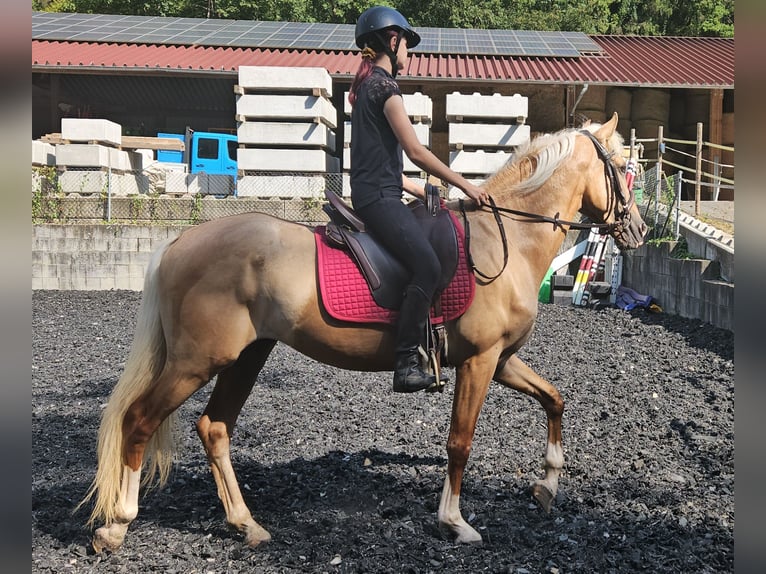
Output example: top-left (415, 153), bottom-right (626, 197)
top-left (32, 290), bottom-right (734, 573)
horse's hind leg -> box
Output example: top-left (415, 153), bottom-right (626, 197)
top-left (493, 355), bottom-right (564, 512)
top-left (93, 362), bottom-right (210, 552)
top-left (196, 339), bottom-right (276, 547)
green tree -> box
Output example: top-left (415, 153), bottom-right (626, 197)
top-left (33, 0), bottom-right (733, 37)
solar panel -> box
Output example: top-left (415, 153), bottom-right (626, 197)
top-left (32, 11), bottom-right (603, 57)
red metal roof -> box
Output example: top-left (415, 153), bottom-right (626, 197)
top-left (32, 35), bottom-right (733, 88)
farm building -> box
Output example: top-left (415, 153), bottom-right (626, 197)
top-left (32, 11), bottom-right (733, 193)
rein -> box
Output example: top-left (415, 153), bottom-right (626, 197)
top-left (459, 129), bottom-right (634, 282)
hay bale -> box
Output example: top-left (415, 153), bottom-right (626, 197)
top-left (684, 89), bottom-right (709, 125)
top-left (577, 85), bottom-right (606, 110)
top-left (668, 92), bottom-right (686, 133)
top-left (633, 118), bottom-right (662, 139)
top-left (631, 88), bottom-right (671, 123)
top-left (605, 87), bottom-right (632, 120)
top-left (616, 119), bottom-right (633, 143)
top-left (578, 110), bottom-right (607, 124)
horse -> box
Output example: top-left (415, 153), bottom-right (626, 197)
top-left (80, 113), bottom-right (646, 551)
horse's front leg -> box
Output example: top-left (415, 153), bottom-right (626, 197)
top-left (493, 354), bottom-right (564, 512)
top-left (438, 352), bottom-right (497, 545)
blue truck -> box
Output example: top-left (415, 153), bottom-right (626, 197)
top-left (157, 128), bottom-right (237, 176)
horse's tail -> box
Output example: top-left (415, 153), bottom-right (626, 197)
top-left (78, 238), bottom-right (177, 527)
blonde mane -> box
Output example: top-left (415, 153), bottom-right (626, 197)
top-left (483, 123), bottom-right (624, 196)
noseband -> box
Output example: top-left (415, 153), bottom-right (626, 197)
top-left (459, 129), bottom-right (635, 282)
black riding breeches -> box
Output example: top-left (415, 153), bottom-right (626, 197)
top-left (355, 197), bottom-right (441, 299)
top-left (356, 197), bottom-right (441, 353)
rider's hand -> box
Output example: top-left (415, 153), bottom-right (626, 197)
top-left (463, 182), bottom-right (489, 206)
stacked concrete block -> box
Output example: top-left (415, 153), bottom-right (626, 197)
top-left (236, 66), bottom-right (339, 198)
top-left (445, 92), bottom-right (530, 198)
top-left (32, 141), bottom-right (56, 166)
top-left (342, 91), bottom-right (433, 196)
top-left (55, 118), bottom-right (151, 196)
top-left (61, 118), bottom-right (121, 147)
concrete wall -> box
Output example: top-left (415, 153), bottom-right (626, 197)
top-left (32, 224), bottom-right (188, 290)
top-left (621, 241), bottom-right (733, 331)
top-left (32, 222), bottom-right (734, 332)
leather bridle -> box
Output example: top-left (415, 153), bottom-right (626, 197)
top-left (459, 129), bottom-right (635, 282)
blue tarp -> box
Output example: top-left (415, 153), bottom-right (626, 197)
top-left (615, 285), bottom-right (655, 311)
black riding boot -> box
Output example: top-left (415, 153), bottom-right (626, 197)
top-left (393, 285), bottom-right (436, 393)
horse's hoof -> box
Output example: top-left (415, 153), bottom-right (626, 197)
top-left (243, 524), bottom-right (272, 547)
top-left (92, 526), bottom-right (125, 553)
top-left (531, 482), bottom-right (555, 513)
top-left (438, 522), bottom-right (483, 545)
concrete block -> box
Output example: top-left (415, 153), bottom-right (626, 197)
top-left (551, 290), bottom-right (572, 305)
top-left (239, 148), bottom-right (339, 173)
top-left (165, 171), bottom-right (190, 195)
top-left (238, 66), bottom-right (333, 97)
top-left (61, 118), bottom-right (122, 147)
top-left (449, 123), bottom-right (531, 148)
top-left (449, 149), bottom-right (512, 175)
top-left (58, 170), bottom-right (108, 194)
top-left (238, 121), bottom-right (336, 151)
top-left (446, 92), bottom-right (528, 121)
top-left (56, 144), bottom-right (131, 171)
top-left (236, 94), bottom-right (337, 129)
top-left (237, 175), bottom-right (328, 198)
top-left (403, 92), bottom-right (433, 121)
top-left (33, 141), bottom-right (56, 166)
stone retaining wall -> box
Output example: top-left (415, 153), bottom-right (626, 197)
top-left (32, 222), bottom-right (734, 331)
top-left (621, 241), bottom-right (733, 331)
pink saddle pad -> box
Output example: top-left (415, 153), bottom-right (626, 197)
top-left (315, 212), bottom-right (475, 325)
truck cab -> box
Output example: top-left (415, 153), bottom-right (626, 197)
top-left (157, 129), bottom-right (237, 176)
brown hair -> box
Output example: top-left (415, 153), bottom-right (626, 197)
top-left (348, 30), bottom-right (397, 108)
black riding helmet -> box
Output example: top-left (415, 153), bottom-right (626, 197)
top-left (355, 6), bottom-right (421, 77)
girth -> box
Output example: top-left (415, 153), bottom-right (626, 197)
top-left (322, 188), bottom-right (459, 310)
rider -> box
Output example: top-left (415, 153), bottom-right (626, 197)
top-left (349, 6), bottom-right (489, 393)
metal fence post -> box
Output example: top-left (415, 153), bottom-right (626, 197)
top-left (106, 156), bottom-right (112, 222)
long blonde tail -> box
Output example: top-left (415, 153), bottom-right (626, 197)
top-left (78, 239), bottom-right (177, 526)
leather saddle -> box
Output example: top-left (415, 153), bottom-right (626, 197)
top-left (322, 184), bottom-right (459, 310)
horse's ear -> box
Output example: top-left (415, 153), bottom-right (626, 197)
top-left (593, 112), bottom-right (618, 141)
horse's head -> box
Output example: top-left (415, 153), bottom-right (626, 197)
top-left (579, 113), bottom-right (647, 250)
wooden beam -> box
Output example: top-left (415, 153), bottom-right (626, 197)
top-left (39, 133), bottom-right (185, 151)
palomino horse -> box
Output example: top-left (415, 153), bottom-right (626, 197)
top-left (81, 113), bottom-right (646, 551)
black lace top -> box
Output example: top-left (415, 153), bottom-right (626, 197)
top-left (349, 66), bottom-right (403, 210)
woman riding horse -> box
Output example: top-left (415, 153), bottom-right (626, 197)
top-left (349, 6), bottom-right (488, 393)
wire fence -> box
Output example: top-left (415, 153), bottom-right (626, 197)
top-left (32, 167), bottom-right (347, 224)
top-left (630, 122), bottom-right (734, 217)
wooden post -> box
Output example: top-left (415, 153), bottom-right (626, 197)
top-left (695, 122), bottom-right (703, 216)
top-left (629, 128), bottom-right (636, 159)
top-left (674, 170), bottom-right (683, 239)
top-left (709, 89), bottom-right (723, 166)
top-left (655, 125), bottom-right (663, 233)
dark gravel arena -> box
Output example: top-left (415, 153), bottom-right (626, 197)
top-left (32, 290), bottom-right (734, 573)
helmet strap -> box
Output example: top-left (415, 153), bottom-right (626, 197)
top-left (389, 31), bottom-right (404, 78)
top-left (374, 30), bottom-right (404, 78)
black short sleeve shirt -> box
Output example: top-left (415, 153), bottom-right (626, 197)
top-left (349, 66), bottom-right (403, 209)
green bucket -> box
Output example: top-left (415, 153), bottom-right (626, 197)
top-left (538, 268), bottom-right (554, 303)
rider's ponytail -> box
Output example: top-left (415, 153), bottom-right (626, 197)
top-left (348, 30), bottom-right (397, 108)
